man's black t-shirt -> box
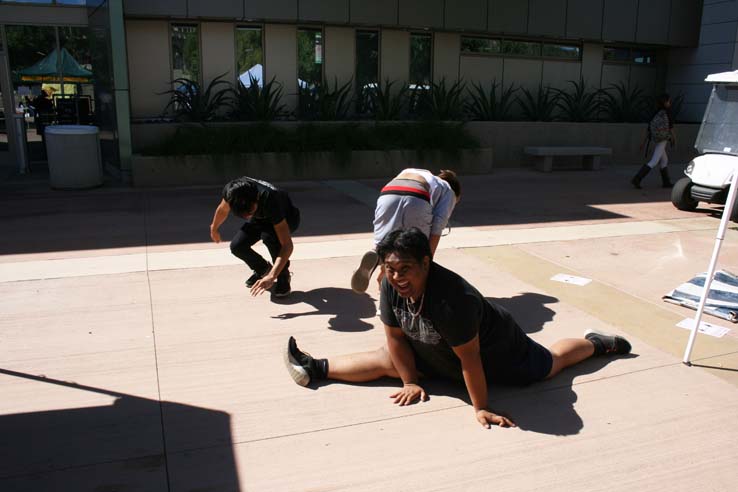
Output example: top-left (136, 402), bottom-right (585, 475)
top-left (379, 262), bottom-right (532, 382)
top-left (223, 177), bottom-right (297, 225)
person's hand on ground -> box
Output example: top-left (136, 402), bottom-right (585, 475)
top-left (390, 383), bottom-right (428, 406)
top-left (210, 227), bottom-right (221, 243)
top-left (476, 409), bottom-right (516, 429)
top-left (251, 275), bottom-right (275, 296)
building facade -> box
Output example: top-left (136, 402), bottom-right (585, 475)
top-left (0, 0), bottom-right (729, 179)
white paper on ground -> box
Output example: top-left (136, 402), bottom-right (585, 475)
top-left (676, 318), bottom-right (731, 338)
top-left (550, 273), bottom-right (592, 286)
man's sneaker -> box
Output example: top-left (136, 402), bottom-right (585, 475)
top-left (273, 273), bottom-right (291, 297)
top-left (284, 336), bottom-right (317, 386)
top-left (585, 330), bottom-right (632, 356)
top-left (245, 265), bottom-right (271, 288)
top-left (351, 250), bottom-right (379, 293)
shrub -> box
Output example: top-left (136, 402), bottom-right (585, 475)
top-left (465, 80), bottom-right (517, 121)
top-left (230, 74), bottom-right (287, 121)
top-left (297, 78), bottom-right (353, 121)
top-left (555, 78), bottom-right (600, 122)
top-left (416, 78), bottom-right (467, 120)
top-left (159, 73), bottom-right (233, 122)
top-left (600, 82), bottom-right (649, 122)
top-left (369, 79), bottom-right (409, 121)
top-left (516, 85), bottom-right (559, 121)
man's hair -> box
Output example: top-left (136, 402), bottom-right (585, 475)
top-left (224, 179), bottom-right (258, 216)
top-left (438, 169), bottom-right (461, 198)
top-left (376, 228), bottom-right (432, 264)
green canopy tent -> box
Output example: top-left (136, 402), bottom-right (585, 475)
top-left (17, 47), bottom-right (93, 83)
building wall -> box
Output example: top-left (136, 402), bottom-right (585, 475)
top-left (666, 0), bottom-right (738, 122)
top-left (264, 24), bottom-right (297, 110)
top-left (126, 20), bottom-right (172, 119)
top-left (380, 29), bottom-right (409, 84)
top-left (121, 0), bottom-right (702, 48)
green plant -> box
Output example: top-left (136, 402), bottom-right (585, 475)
top-left (600, 82), bottom-right (649, 122)
top-left (516, 85), bottom-right (560, 121)
top-left (297, 78), bottom-right (353, 120)
top-left (555, 77), bottom-right (601, 122)
top-left (230, 74), bottom-right (287, 121)
top-left (369, 79), bottom-right (409, 120)
top-left (159, 72), bottom-right (233, 122)
top-left (416, 78), bottom-right (467, 120)
top-left (465, 80), bottom-right (517, 121)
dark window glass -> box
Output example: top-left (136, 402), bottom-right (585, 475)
top-left (356, 30), bottom-right (379, 112)
top-left (603, 47), bottom-right (631, 62)
top-left (298, 28), bottom-right (323, 89)
top-left (58, 26), bottom-right (95, 125)
top-left (171, 24), bottom-right (200, 82)
top-left (461, 37), bottom-right (500, 54)
top-left (502, 40), bottom-right (541, 57)
top-left (632, 50), bottom-right (655, 64)
top-left (410, 33), bottom-right (432, 86)
top-left (542, 43), bottom-right (580, 59)
top-left (235, 27), bottom-right (263, 87)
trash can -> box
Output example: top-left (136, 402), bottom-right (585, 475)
top-left (45, 125), bottom-right (103, 189)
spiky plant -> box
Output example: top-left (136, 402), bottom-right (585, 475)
top-left (516, 85), bottom-right (560, 121)
top-left (600, 82), bottom-right (650, 122)
top-left (160, 72), bottom-right (233, 122)
top-left (369, 79), bottom-right (409, 120)
top-left (416, 78), bottom-right (467, 120)
top-left (230, 74), bottom-right (287, 121)
top-left (465, 80), bottom-right (517, 121)
top-left (555, 77), bottom-right (601, 122)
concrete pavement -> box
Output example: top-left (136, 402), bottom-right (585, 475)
top-left (1, 166), bottom-right (738, 491)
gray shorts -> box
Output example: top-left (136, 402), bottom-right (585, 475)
top-left (373, 179), bottom-right (432, 245)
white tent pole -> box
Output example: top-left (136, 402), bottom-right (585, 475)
top-left (683, 169), bottom-right (738, 364)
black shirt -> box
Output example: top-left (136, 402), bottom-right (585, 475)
top-left (379, 262), bottom-right (530, 382)
top-left (222, 177), bottom-right (297, 225)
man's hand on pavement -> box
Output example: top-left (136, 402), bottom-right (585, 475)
top-left (250, 275), bottom-right (275, 296)
top-left (476, 409), bottom-right (516, 429)
top-left (389, 383), bottom-right (428, 406)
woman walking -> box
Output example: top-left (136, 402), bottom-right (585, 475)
top-left (631, 94), bottom-right (676, 189)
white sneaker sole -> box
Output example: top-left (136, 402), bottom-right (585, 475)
top-left (351, 250), bottom-right (379, 293)
top-left (284, 339), bottom-right (310, 387)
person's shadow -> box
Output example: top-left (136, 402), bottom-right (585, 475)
top-left (271, 287), bottom-right (377, 332)
top-left (488, 292), bottom-right (558, 334)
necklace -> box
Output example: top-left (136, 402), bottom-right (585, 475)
top-left (405, 294), bottom-right (425, 320)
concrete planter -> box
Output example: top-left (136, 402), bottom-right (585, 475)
top-left (131, 148), bottom-right (493, 187)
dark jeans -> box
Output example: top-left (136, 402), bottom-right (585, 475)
top-left (230, 209), bottom-right (300, 278)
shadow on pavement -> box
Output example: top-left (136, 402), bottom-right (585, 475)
top-left (271, 287), bottom-right (377, 332)
top-left (488, 293), bottom-right (558, 334)
top-left (0, 368), bottom-right (239, 491)
top-left (0, 169), bottom-right (683, 256)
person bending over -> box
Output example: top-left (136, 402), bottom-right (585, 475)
top-left (210, 176), bottom-right (300, 297)
top-left (286, 228), bottom-right (631, 428)
top-left (351, 168), bottom-right (461, 293)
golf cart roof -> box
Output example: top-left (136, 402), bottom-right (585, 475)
top-left (705, 70), bottom-right (738, 84)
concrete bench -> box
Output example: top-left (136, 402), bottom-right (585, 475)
top-left (524, 146), bottom-right (612, 172)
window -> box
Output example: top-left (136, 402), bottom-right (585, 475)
top-left (235, 26), bottom-right (263, 87)
top-left (298, 28), bottom-right (323, 89)
top-left (410, 33), bottom-right (432, 87)
top-left (604, 47), bottom-right (657, 65)
top-left (461, 37), bottom-right (500, 54)
top-left (171, 24), bottom-right (200, 82)
top-left (502, 40), bottom-right (541, 57)
top-left (542, 43), bottom-right (580, 60)
top-left (356, 30), bottom-right (379, 112)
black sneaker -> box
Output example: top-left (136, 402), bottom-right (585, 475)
top-left (351, 250), bottom-right (379, 293)
top-left (585, 330), bottom-right (632, 356)
top-left (284, 336), bottom-right (317, 386)
top-left (245, 265), bottom-right (271, 288)
top-left (273, 272), bottom-right (291, 297)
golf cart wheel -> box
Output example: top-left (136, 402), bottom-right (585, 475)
top-left (672, 177), bottom-right (698, 211)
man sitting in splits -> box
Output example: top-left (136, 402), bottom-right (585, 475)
top-left (286, 228), bottom-right (631, 428)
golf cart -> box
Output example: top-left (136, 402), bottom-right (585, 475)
top-left (672, 71), bottom-right (738, 219)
